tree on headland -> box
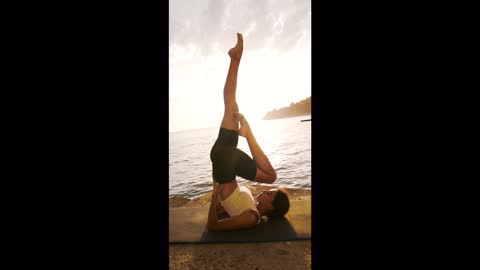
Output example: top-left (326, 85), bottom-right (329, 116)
top-left (263, 96), bottom-right (311, 120)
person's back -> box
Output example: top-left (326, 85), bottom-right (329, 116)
top-left (221, 184), bottom-right (259, 217)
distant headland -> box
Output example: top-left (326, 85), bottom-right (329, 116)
top-left (263, 96), bottom-right (311, 120)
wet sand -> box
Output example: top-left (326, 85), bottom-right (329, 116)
top-left (169, 184), bottom-right (311, 270)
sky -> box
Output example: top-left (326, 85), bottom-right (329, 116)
top-left (169, 0), bottom-right (311, 132)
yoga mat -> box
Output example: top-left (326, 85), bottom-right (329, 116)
top-left (169, 200), bottom-right (311, 243)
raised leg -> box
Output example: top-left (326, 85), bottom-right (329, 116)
top-left (236, 113), bottom-right (277, 184)
top-left (220, 33), bottom-right (243, 131)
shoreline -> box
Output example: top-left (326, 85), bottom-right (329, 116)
top-left (169, 185), bottom-right (311, 269)
top-left (169, 184), bottom-right (311, 208)
top-left (263, 113), bottom-right (312, 121)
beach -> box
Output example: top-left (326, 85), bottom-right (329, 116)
top-left (169, 184), bottom-right (311, 270)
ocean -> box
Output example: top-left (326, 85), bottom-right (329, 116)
top-left (169, 115), bottom-right (311, 199)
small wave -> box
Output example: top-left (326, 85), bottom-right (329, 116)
top-left (170, 119), bottom-right (311, 198)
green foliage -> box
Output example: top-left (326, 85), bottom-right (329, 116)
top-left (263, 96), bottom-right (311, 120)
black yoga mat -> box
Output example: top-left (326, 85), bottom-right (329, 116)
top-left (169, 200), bottom-right (311, 243)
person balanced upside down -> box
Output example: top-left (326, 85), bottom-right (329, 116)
top-left (208, 33), bottom-right (290, 232)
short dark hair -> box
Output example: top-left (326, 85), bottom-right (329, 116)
top-left (267, 188), bottom-right (290, 218)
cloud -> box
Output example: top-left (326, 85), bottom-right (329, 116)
top-left (169, 0), bottom-right (310, 56)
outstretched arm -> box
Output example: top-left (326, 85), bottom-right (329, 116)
top-left (236, 113), bottom-right (277, 184)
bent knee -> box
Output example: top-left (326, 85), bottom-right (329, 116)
top-left (268, 172), bottom-right (277, 184)
top-left (267, 168), bottom-right (277, 183)
top-left (271, 171), bottom-right (277, 182)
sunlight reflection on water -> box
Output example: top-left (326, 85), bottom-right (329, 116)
top-left (169, 115), bottom-right (311, 199)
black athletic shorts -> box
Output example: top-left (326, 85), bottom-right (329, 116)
top-left (210, 128), bottom-right (257, 184)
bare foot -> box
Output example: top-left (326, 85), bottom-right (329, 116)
top-left (234, 112), bottom-right (251, 137)
top-left (228, 33), bottom-right (243, 61)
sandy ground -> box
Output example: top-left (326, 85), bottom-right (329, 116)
top-left (169, 184), bottom-right (311, 270)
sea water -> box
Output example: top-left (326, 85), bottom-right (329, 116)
top-left (169, 115), bottom-right (311, 199)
